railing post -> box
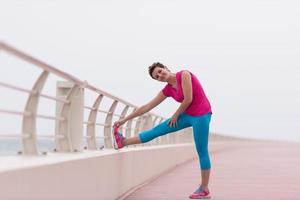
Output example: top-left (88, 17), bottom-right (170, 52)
top-left (86, 94), bottom-right (103, 150)
top-left (141, 114), bottom-right (153, 131)
top-left (125, 108), bottom-right (136, 138)
top-left (104, 100), bottom-right (118, 148)
top-left (134, 116), bottom-right (142, 136)
top-left (22, 70), bottom-right (49, 155)
top-left (118, 105), bottom-right (129, 135)
top-left (55, 82), bottom-right (84, 152)
top-left (132, 116), bottom-right (143, 147)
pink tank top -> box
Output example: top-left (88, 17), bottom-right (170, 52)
top-left (161, 70), bottom-right (212, 116)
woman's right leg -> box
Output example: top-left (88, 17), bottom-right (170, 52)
top-left (191, 113), bottom-right (212, 189)
top-left (123, 114), bottom-right (191, 146)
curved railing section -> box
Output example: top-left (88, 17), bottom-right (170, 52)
top-left (0, 41), bottom-right (193, 156)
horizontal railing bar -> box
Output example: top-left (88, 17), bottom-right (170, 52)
top-left (113, 113), bottom-right (122, 117)
top-left (84, 107), bottom-right (122, 117)
top-left (0, 109), bottom-right (31, 116)
top-left (98, 109), bottom-right (110, 114)
top-left (84, 135), bottom-right (107, 139)
top-left (95, 122), bottom-right (108, 127)
top-left (36, 114), bottom-right (65, 121)
top-left (95, 136), bottom-right (107, 138)
top-left (38, 134), bottom-right (65, 139)
top-left (0, 134), bottom-right (66, 139)
top-left (120, 127), bottom-right (138, 131)
top-left (39, 93), bottom-right (70, 104)
top-left (0, 134), bottom-right (30, 139)
top-left (0, 82), bottom-right (70, 104)
top-left (0, 109), bottom-right (65, 121)
top-left (0, 109), bottom-right (140, 125)
top-left (83, 121), bottom-right (108, 127)
top-left (84, 106), bottom-right (96, 111)
top-left (84, 120), bottom-right (137, 127)
top-left (0, 81), bottom-right (34, 94)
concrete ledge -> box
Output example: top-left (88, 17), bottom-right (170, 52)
top-left (0, 143), bottom-right (198, 200)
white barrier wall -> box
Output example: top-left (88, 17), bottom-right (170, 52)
top-left (0, 144), bottom-right (197, 200)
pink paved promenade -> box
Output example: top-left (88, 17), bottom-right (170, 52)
top-left (124, 140), bottom-right (300, 200)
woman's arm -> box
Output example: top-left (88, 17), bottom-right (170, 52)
top-left (113, 91), bottom-right (167, 127)
top-left (168, 71), bottom-right (193, 127)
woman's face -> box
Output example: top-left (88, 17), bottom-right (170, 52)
top-left (152, 67), bottom-right (170, 82)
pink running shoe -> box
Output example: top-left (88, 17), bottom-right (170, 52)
top-left (113, 126), bottom-right (125, 149)
top-left (189, 186), bottom-right (211, 199)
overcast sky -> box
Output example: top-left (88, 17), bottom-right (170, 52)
top-left (1, 0), bottom-right (300, 142)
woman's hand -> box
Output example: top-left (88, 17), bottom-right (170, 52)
top-left (113, 118), bottom-right (126, 128)
top-left (168, 114), bottom-right (179, 128)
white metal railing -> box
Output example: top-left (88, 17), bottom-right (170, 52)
top-left (0, 41), bottom-right (193, 155)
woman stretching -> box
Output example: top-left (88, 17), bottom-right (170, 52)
top-left (113, 62), bottom-right (212, 199)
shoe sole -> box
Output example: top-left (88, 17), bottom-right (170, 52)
top-left (189, 196), bottom-right (211, 199)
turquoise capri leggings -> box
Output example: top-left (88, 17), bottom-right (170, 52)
top-left (139, 112), bottom-right (212, 170)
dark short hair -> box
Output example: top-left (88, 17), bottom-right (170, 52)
top-left (148, 62), bottom-right (167, 79)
